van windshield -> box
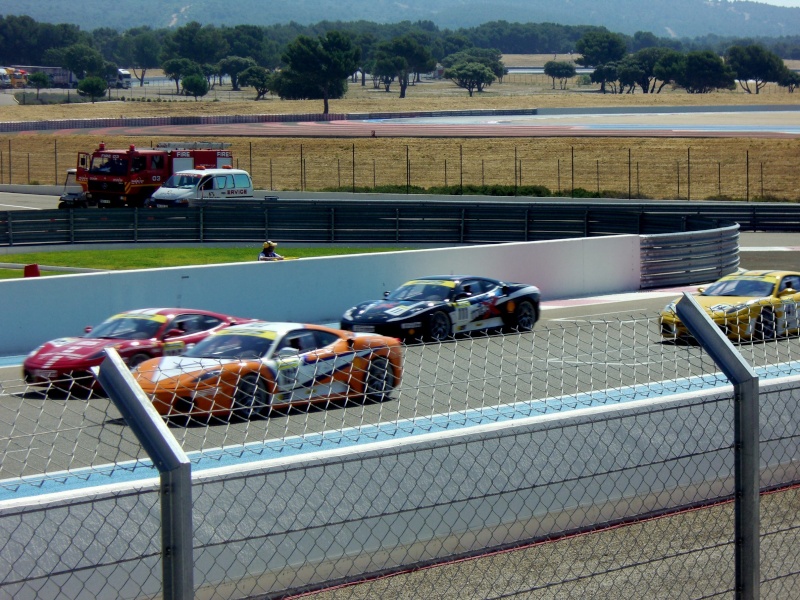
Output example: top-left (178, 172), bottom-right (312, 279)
top-left (162, 174), bottom-right (202, 189)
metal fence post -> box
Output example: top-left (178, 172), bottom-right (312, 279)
top-left (675, 293), bottom-right (760, 600)
top-left (97, 348), bottom-right (194, 600)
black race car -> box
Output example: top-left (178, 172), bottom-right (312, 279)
top-left (340, 275), bottom-right (541, 342)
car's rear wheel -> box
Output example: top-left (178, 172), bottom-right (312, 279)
top-left (757, 308), bottom-right (777, 340)
top-left (232, 374), bottom-right (271, 420)
top-left (428, 311), bottom-right (451, 341)
top-left (513, 300), bottom-right (537, 332)
top-left (365, 356), bottom-right (394, 402)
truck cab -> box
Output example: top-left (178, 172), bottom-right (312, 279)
top-left (75, 141), bottom-right (234, 208)
top-left (147, 168), bottom-right (254, 208)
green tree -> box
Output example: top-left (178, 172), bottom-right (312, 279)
top-left (628, 47), bottom-right (672, 93)
top-left (162, 58), bottom-right (201, 94)
top-left (353, 32), bottom-right (378, 86)
top-left (224, 25), bottom-right (280, 67)
top-left (616, 55), bottom-right (644, 93)
top-left (444, 61), bottom-right (496, 96)
top-left (182, 74), bottom-right (209, 100)
top-left (124, 29), bottom-right (162, 87)
top-left (239, 65), bottom-right (273, 100)
top-left (543, 61), bottom-right (576, 89)
top-left (575, 29), bottom-right (627, 93)
top-left (372, 55), bottom-right (403, 92)
top-left (653, 49), bottom-right (686, 93)
top-left (271, 69), bottom-right (347, 101)
top-left (61, 43), bottom-right (105, 79)
top-left (373, 36), bottom-right (434, 98)
top-left (778, 67), bottom-right (800, 92)
top-left (76, 76), bottom-right (107, 103)
top-left (161, 21), bottom-right (229, 66)
top-left (218, 56), bottom-right (256, 91)
top-left (279, 31), bottom-right (360, 114)
top-left (676, 50), bottom-right (736, 93)
top-left (27, 71), bottom-right (50, 100)
top-left (725, 44), bottom-right (785, 94)
top-left (442, 48), bottom-right (506, 82)
top-left (590, 62), bottom-right (619, 94)
top-left (575, 30), bottom-right (628, 67)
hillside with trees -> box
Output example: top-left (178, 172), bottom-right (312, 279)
top-left (4, 0), bottom-right (800, 38)
top-left (2, 14), bottom-right (799, 113)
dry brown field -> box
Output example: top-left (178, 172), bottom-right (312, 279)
top-left (1, 55), bottom-right (799, 201)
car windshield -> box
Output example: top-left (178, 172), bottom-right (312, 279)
top-left (162, 173), bottom-right (202, 189)
top-left (388, 282), bottom-right (452, 302)
top-left (89, 156), bottom-right (128, 176)
top-left (702, 278), bottom-right (775, 298)
top-left (184, 334), bottom-right (275, 360)
top-left (87, 316), bottom-right (162, 340)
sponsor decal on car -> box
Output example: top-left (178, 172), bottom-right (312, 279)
top-left (386, 303), bottom-right (425, 316)
top-left (162, 341), bottom-right (185, 356)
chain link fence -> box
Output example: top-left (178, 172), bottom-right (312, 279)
top-left (1, 134), bottom-right (799, 202)
top-left (1, 311), bottom-right (799, 598)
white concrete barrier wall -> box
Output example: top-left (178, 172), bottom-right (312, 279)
top-left (4, 376), bottom-right (798, 599)
top-left (0, 236), bottom-right (640, 356)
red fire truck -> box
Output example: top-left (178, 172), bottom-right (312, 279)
top-left (66, 141), bottom-right (234, 208)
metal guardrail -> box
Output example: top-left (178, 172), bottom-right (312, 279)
top-left (640, 223), bottom-right (740, 289)
top-left (0, 200), bottom-right (750, 247)
top-left (0, 200), bottom-right (754, 288)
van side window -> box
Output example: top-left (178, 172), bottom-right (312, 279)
top-left (200, 177), bottom-right (213, 190)
top-left (131, 156), bottom-right (146, 172)
top-left (214, 175), bottom-right (234, 189)
top-left (233, 174), bottom-right (252, 187)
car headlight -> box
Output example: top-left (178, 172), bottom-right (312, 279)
top-left (193, 369), bottom-right (222, 383)
top-left (722, 304), bottom-right (748, 314)
top-left (662, 302), bottom-right (676, 313)
top-left (26, 345), bottom-right (45, 358)
top-left (342, 307), bottom-right (356, 320)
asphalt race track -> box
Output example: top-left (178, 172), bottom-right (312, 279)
top-left (34, 107), bottom-right (800, 139)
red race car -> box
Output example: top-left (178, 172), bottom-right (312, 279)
top-left (23, 308), bottom-right (256, 397)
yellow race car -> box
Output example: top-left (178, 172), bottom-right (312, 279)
top-left (660, 270), bottom-right (800, 342)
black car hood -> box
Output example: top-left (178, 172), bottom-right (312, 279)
top-left (353, 299), bottom-right (437, 322)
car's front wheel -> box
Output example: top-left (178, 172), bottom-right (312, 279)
top-left (232, 374), bottom-right (272, 420)
top-left (513, 300), bottom-right (537, 332)
top-left (128, 353), bottom-right (150, 368)
top-left (428, 311), bottom-right (451, 342)
top-left (757, 307), bottom-right (777, 340)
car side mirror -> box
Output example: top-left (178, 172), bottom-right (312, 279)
top-left (697, 287), bottom-right (706, 294)
top-left (778, 288), bottom-right (796, 297)
top-left (383, 291), bottom-right (390, 298)
top-left (454, 293), bottom-right (469, 301)
top-left (277, 347), bottom-right (299, 357)
top-left (163, 328), bottom-right (184, 338)
top-left (84, 326), bottom-right (93, 333)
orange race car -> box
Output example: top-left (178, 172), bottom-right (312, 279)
top-left (132, 321), bottom-right (403, 423)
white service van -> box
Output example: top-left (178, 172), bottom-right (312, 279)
top-left (147, 167), bottom-right (254, 208)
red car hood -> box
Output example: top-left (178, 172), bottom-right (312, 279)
top-left (25, 337), bottom-right (156, 368)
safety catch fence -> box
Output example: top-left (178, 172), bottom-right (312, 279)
top-left (1, 313), bottom-right (799, 599)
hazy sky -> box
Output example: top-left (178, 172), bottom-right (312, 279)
top-left (745, 0), bottom-right (800, 6)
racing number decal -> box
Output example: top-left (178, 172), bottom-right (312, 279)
top-left (277, 357), bottom-right (302, 387)
top-left (454, 301), bottom-right (471, 323)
